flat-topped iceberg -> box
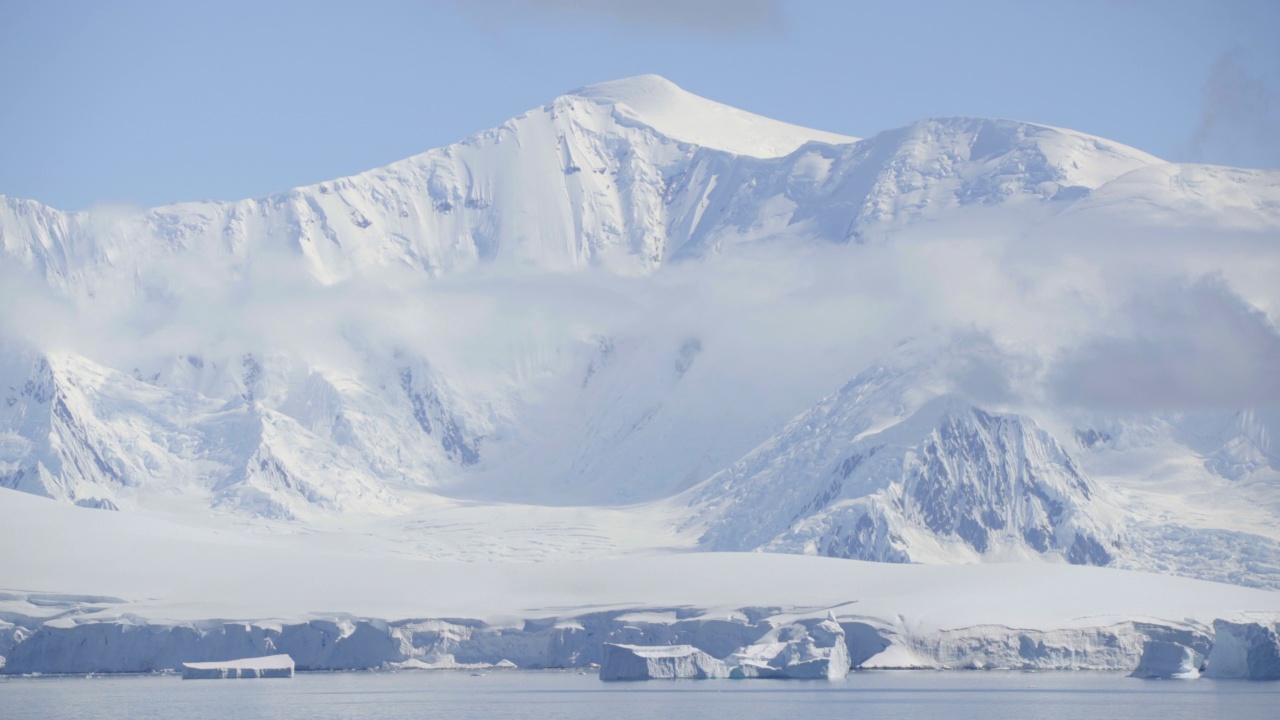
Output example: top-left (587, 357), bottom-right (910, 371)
top-left (600, 644), bottom-right (728, 680)
top-left (181, 654), bottom-right (294, 679)
top-left (1129, 641), bottom-right (1203, 679)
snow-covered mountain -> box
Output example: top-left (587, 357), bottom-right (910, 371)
top-left (2, 75), bottom-right (857, 291)
top-left (3, 75), bottom-right (1201, 293)
top-left (0, 346), bottom-right (404, 520)
top-left (687, 356), bottom-right (1122, 566)
top-left (683, 340), bottom-right (1280, 587)
top-left (1, 74), bottom-right (1278, 595)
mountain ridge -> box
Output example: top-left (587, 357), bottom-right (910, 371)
top-left (1, 75), bottom-right (1195, 290)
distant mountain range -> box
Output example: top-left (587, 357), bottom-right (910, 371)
top-left (2, 74), bottom-right (1277, 590)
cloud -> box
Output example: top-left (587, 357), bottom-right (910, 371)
top-left (509, 0), bottom-right (779, 32)
top-left (1189, 47), bottom-right (1280, 168)
top-left (1050, 276), bottom-right (1280, 411)
top-left (938, 331), bottom-right (1042, 407)
top-left (2, 191), bottom-right (1276, 428)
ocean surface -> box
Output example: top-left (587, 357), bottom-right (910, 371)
top-left (2, 670), bottom-right (1276, 719)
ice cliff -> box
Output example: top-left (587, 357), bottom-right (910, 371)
top-left (725, 618), bottom-right (850, 679)
top-left (1204, 620), bottom-right (1280, 680)
top-left (0, 609), bottom-right (1237, 678)
top-left (1129, 641), bottom-right (1204, 679)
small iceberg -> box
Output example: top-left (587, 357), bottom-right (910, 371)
top-left (181, 654), bottom-right (295, 679)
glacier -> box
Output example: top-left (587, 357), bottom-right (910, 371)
top-left (0, 570), bottom-right (1273, 678)
top-left (0, 74), bottom-right (1278, 676)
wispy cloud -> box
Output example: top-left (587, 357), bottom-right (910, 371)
top-left (1189, 47), bottom-right (1280, 168)
top-left (1, 197), bottom-right (1276, 420)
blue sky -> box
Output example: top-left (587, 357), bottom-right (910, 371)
top-left (2, 0), bottom-right (1277, 211)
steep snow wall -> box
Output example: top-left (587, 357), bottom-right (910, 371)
top-left (1129, 641), bottom-right (1203, 679)
top-left (1204, 620), bottom-right (1280, 680)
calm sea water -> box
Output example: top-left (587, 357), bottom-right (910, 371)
top-left (2, 670), bottom-right (1276, 720)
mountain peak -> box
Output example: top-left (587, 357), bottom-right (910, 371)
top-left (572, 73), bottom-right (684, 103)
top-left (569, 74), bottom-right (858, 159)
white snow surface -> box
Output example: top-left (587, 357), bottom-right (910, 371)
top-left (182, 654), bottom-right (295, 671)
top-left (1, 490), bottom-right (1277, 630)
top-left (1, 486), bottom-right (1278, 674)
top-left (573, 75), bottom-right (858, 158)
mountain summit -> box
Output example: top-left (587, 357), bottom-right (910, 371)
top-left (571, 74), bottom-right (858, 157)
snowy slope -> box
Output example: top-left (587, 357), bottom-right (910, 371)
top-left (1, 487), bottom-right (1276, 633)
top-left (1066, 162), bottom-right (1280, 229)
top-left (572, 74), bottom-right (858, 158)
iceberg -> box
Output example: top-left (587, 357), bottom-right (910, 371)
top-left (181, 654), bottom-right (294, 679)
top-left (598, 618), bottom-right (851, 681)
top-left (727, 619), bottom-right (851, 679)
top-left (1204, 620), bottom-right (1280, 680)
top-left (1129, 641), bottom-right (1203, 679)
top-left (599, 644), bottom-right (729, 681)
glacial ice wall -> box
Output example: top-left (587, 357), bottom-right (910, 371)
top-left (0, 610), bottom-right (1223, 676)
top-left (1129, 641), bottom-right (1203, 679)
top-left (1204, 620), bottom-right (1280, 680)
